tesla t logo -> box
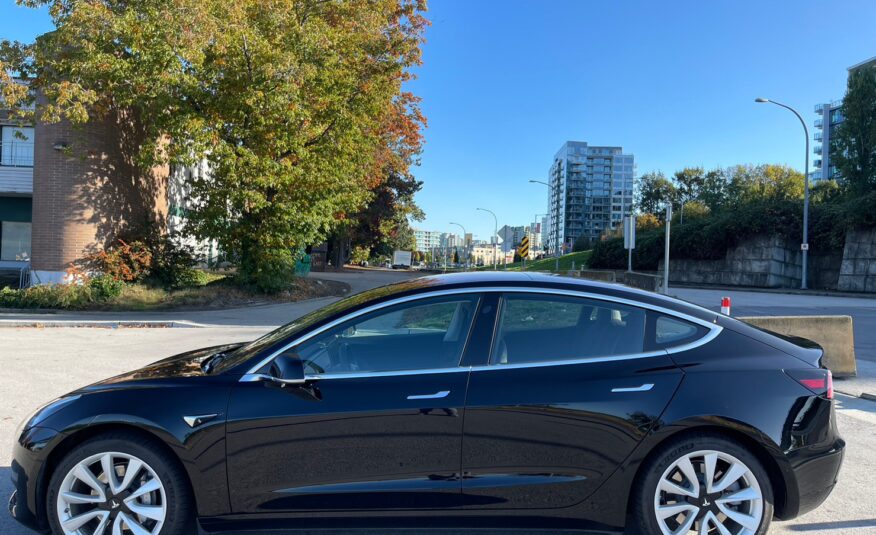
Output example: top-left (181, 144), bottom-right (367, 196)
top-left (702, 498), bottom-right (711, 506)
top-left (110, 499), bottom-right (120, 509)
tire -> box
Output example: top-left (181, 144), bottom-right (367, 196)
top-left (46, 431), bottom-right (194, 535)
top-left (628, 433), bottom-right (774, 535)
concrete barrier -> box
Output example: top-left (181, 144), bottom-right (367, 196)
top-left (623, 272), bottom-right (664, 293)
top-left (737, 315), bottom-right (857, 377)
top-left (565, 270), bottom-right (617, 283)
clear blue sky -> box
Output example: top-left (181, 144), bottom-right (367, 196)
top-left (4, 0), bottom-right (875, 240)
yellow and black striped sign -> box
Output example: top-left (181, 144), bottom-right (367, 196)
top-left (517, 236), bottom-right (530, 258)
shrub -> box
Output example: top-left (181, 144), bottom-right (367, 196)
top-left (589, 197), bottom-right (852, 270)
top-left (86, 239), bottom-right (152, 282)
top-left (239, 247), bottom-right (300, 293)
top-left (88, 274), bottom-right (125, 300)
top-left (148, 236), bottom-right (200, 290)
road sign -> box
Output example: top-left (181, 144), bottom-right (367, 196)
top-left (623, 216), bottom-right (636, 250)
top-left (517, 236), bottom-right (530, 258)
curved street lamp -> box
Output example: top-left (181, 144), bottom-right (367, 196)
top-left (449, 222), bottom-right (467, 270)
top-left (530, 179), bottom-right (560, 271)
top-left (755, 97), bottom-right (810, 289)
top-left (476, 207), bottom-right (498, 271)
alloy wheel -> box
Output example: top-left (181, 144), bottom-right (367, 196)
top-left (56, 451), bottom-right (167, 535)
top-left (653, 449), bottom-right (764, 535)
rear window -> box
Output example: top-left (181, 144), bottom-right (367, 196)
top-left (650, 314), bottom-right (709, 349)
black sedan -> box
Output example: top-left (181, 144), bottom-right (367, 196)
top-left (10, 272), bottom-right (843, 535)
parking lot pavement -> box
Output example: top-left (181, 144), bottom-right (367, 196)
top-left (3, 326), bottom-right (876, 534)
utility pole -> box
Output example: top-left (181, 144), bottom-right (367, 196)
top-left (755, 97), bottom-right (811, 290)
top-left (663, 204), bottom-right (672, 294)
top-left (476, 208), bottom-right (498, 271)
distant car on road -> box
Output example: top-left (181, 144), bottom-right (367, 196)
top-left (10, 273), bottom-right (843, 535)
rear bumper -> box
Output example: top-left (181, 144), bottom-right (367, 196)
top-left (792, 438), bottom-right (845, 517)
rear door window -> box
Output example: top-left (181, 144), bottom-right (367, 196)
top-left (491, 293), bottom-right (646, 365)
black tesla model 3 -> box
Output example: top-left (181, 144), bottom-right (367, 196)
top-left (11, 272), bottom-right (843, 535)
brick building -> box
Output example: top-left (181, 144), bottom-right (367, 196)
top-left (0, 99), bottom-right (195, 286)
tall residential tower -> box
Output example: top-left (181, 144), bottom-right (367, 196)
top-left (544, 141), bottom-right (634, 254)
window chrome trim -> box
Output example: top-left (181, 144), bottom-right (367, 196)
top-left (470, 350), bottom-right (668, 372)
top-left (241, 286), bottom-right (722, 379)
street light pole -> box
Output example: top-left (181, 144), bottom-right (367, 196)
top-left (530, 179), bottom-right (561, 271)
top-left (755, 97), bottom-right (810, 290)
top-left (449, 222), bottom-right (467, 270)
top-left (476, 208), bottom-right (498, 271)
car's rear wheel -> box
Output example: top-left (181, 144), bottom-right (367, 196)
top-left (47, 432), bottom-right (193, 535)
top-left (630, 434), bottom-right (774, 535)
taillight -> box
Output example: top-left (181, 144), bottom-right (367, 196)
top-left (786, 368), bottom-right (833, 399)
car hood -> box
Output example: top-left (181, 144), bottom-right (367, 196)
top-left (78, 342), bottom-right (246, 391)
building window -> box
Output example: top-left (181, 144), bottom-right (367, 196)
top-left (0, 221), bottom-right (31, 261)
top-left (0, 126), bottom-right (35, 167)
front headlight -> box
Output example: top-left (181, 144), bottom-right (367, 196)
top-left (15, 395), bottom-right (81, 438)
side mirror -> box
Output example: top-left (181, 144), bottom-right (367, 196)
top-left (268, 353), bottom-right (306, 386)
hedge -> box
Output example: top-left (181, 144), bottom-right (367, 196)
top-left (588, 195), bottom-right (871, 270)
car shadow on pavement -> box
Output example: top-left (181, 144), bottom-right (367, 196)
top-left (786, 519), bottom-right (876, 531)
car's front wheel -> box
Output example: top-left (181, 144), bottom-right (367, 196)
top-left (47, 431), bottom-right (193, 535)
top-left (630, 434), bottom-right (774, 535)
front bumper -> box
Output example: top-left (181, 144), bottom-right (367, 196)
top-left (9, 426), bottom-right (62, 533)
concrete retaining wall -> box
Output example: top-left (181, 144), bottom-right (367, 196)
top-left (622, 272), bottom-right (664, 293)
top-left (738, 315), bottom-right (857, 377)
top-left (837, 227), bottom-right (876, 293)
top-left (657, 235), bottom-right (841, 290)
top-left (565, 269), bottom-right (617, 283)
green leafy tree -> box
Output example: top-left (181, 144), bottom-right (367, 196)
top-left (1, 0), bottom-right (428, 292)
top-left (699, 168), bottom-right (728, 211)
top-left (673, 167), bottom-right (705, 212)
top-left (635, 171), bottom-right (676, 215)
top-left (833, 66), bottom-right (876, 194)
top-left (573, 235), bottom-right (593, 252)
top-left (727, 164), bottom-right (803, 203)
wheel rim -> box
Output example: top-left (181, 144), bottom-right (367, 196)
top-left (653, 449), bottom-right (763, 535)
top-left (56, 451), bottom-right (167, 535)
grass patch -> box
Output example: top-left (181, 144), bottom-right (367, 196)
top-left (0, 271), bottom-right (349, 311)
top-left (476, 250), bottom-right (592, 272)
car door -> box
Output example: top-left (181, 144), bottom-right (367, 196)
top-left (460, 291), bottom-right (684, 509)
top-left (226, 293), bottom-right (482, 513)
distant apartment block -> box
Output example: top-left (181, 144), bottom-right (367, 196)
top-left (812, 56), bottom-right (876, 182)
top-left (413, 229), bottom-right (444, 252)
top-left (545, 141), bottom-right (635, 254)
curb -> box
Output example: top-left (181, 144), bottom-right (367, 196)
top-left (862, 393), bottom-right (876, 402)
top-left (0, 320), bottom-right (207, 329)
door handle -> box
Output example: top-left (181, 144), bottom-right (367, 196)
top-left (407, 390), bottom-right (450, 400)
top-left (611, 383), bottom-right (654, 393)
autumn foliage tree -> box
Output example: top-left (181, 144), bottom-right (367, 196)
top-left (1, 0), bottom-right (428, 291)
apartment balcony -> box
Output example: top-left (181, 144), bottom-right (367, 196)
top-left (814, 118), bottom-right (823, 129)
top-left (814, 144), bottom-right (823, 155)
top-left (0, 141), bottom-right (33, 194)
top-left (814, 131), bottom-right (823, 142)
top-left (814, 159), bottom-right (822, 168)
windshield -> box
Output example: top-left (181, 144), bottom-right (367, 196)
top-left (211, 277), bottom-right (441, 373)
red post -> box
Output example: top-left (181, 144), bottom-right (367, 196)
top-left (721, 296), bottom-right (731, 316)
